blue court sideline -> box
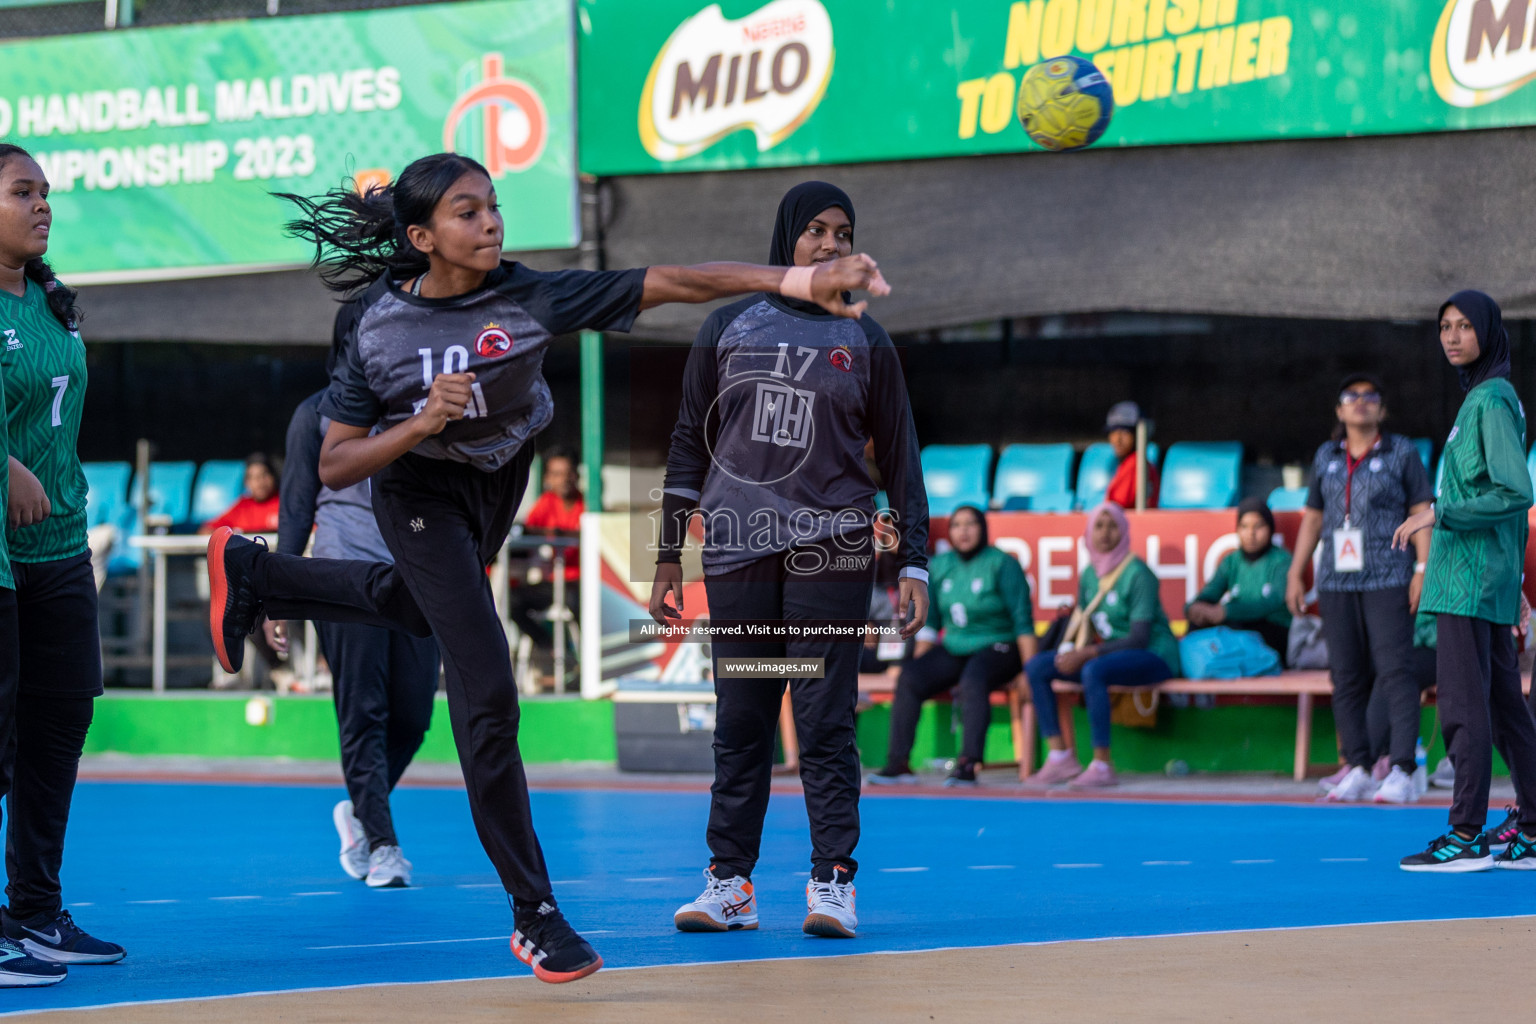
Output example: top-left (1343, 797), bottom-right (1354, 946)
top-left (1, 781), bottom-right (1532, 1014)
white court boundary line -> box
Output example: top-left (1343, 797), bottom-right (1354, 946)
top-left (4, 912), bottom-right (1535, 1018)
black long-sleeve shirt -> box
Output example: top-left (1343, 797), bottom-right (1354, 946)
top-left (658, 294), bottom-right (929, 579)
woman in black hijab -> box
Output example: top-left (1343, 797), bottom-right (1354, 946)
top-left (1394, 290), bottom-right (1536, 871)
top-left (651, 181), bottom-right (930, 939)
top-left (1185, 497), bottom-right (1292, 661)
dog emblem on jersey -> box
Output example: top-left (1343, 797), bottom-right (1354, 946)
top-left (828, 346), bottom-right (852, 372)
top-left (475, 322), bottom-right (514, 359)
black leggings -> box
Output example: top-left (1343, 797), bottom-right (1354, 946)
top-left (1436, 615), bottom-right (1536, 833)
top-left (885, 643), bottom-right (1022, 769)
top-left (318, 622), bottom-right (439, 851)
top-left (252, 448), bottom-right (556, 904)
top-left (0, 552), bottom-right (103, 919)
top-left (703, 536), bottom-right (874, 881)
top-left (1318, 588), bottom-right (1419, 773)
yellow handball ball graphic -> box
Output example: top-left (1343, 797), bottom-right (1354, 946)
top-left (1016, 55), bottom-right (1114, 152)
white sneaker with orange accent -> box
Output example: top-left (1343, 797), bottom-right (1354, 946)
top-left (674, 869), bottom-right (758, 932)
top-left (803, 866), bottom-right (857, 938)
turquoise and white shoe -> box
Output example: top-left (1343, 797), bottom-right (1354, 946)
top-left (1494, 830), bottom-right (1536, 871)
top-left (0, 937), bottom-right (65, 986)
top-left (1400, 830), bottom-right (1493, 873)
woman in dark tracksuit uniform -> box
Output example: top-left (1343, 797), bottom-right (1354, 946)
top-left (1397, 290), bottom-right (1536, 872)
top-left (651, 182), bottom-right (930, 940)
top-left (275, 306), bottom-right (440, 890)
top-left (0, 143), bottom-right (122, 984)
top-left (203, 154), bottom-right (890, 983)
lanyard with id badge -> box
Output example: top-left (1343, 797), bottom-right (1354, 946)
top-left (1333, 448), bottom-right (1370, 573)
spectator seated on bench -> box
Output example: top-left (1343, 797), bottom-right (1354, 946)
top-left (867, 506), bottom-right (1036, 788)
top-left (1185, 498), bottom-right (1293, 664)
top-left (1023, 502), bottom-right (1180, 788)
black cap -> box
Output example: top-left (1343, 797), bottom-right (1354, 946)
top-left (1338, 372), bottom-right (1384, 398)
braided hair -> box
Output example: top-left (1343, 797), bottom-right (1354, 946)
top-left (275, 153), bottom-right (492, 295)
top-left (0, 143), bottom-right (81, 332)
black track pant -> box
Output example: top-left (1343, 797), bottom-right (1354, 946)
top-left (1318, 587), bottom-right (1419, 773)
top-left (1436, 614), bottom-right (1536, 833)
top-left (252, 449), bottom-right (555, 904)
top-left (886, 644), bottom-right (1021, 769)
top-left (703, 536), bottom-right (874, 881)
top-left (317, 621), bottom-right (439, 851)
top-left (0, 553), bottom-right (102, 919)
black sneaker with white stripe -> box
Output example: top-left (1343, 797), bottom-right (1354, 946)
top-left (0, 937), bottom-right (65, 987)
top-left (2, 908), bottom-right (125, 965)
top-left (510, 900), bottom-right (601, 984)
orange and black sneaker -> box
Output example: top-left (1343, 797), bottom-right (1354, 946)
top-left (804, 864), bottom-right (857, 938)
top-left (206, 527), bottom-right (265, 674)
top-left (511, 900), bottom-right (602, 984)
top-left (674, 867), bottom-right (758, 932)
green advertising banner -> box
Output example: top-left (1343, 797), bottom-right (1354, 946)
top-left (578, 0), bottom-right (1536, 174)
top-left (0, 0), bottom-right (576, 281)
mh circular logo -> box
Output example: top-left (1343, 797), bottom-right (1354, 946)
top-left (443, 54), bottom-right (549, 175)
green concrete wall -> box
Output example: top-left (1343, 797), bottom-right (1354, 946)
top-left (84, 693), bottom-right (617, 763)
top-left (84, 693), bottom-right (1475, 775)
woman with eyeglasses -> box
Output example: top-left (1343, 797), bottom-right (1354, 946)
top-left (1286, 373), bottom-right (1434, 803)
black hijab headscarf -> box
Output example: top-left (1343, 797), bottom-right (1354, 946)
top-left (1236, 497), bottom-right (1276, 563)
top-left (950, 505), bottom-right (989, 561)
top-left (1441, 289), bottom-right (1511, 392)
top-left (769, 180), bottom-right (854, 315)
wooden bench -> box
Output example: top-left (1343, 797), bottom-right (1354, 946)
top-left (1027, 672), bottom-right (1334, 782)
top-left (854, 668), bottom-right (1334, 783)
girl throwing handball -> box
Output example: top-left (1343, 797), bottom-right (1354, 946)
top-left (204, 154), bottom-right (890, 982)
top-left (0, 143), bottom-right (125, 984)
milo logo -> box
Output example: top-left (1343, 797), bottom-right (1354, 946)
top-left (1433, 0), bottom-right (1536, 106)
top-left (639, 0), bottom-right (834, 162)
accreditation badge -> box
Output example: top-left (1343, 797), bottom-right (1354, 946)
top-left (1333, 527), bottom-right (1365, 573)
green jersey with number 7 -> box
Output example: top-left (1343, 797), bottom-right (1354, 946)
top-left (1, 277), bottom-right (88, 563)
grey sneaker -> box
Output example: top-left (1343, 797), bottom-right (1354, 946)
top-left (1430, 757), bottom-right (1456, 790)
top-left (366, 845), bottom-right (412, 888)
top-left (333, 801), bottom-right (369, 881)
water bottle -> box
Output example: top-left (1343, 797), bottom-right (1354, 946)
top-left (1413, 739), bottom-right (1429, 797)
top-left (1164, 759), bottom-right (1190, 778)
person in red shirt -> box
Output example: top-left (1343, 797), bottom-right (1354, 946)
top-left (1103, 401), bottom-right (1159, 509)
top-left (200, 454), bottom-right (281, 534)
top-left (523, 449), bottom-right (583, 579)
top-left (508, 449), bottom-right (583, 668)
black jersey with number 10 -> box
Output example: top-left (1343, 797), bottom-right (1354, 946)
top-left (321, 262), bottom-right (646, 471)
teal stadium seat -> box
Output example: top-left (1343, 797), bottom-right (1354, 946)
top-left (993, 443), bottom-right (1074, 511)
top-left (1412, 437), bottom-right (1433, 474)
top-left (1074, 441), bottom-right (1159, 510)
top-left (110, 461), bottom-right (198, 573)
top-left (920, 444), bottom-right (992, 518)
top-left (192, 460), bottom-right (248, 525)
top-left (1435, 451), bottom-right (1446, 498)
top-left (1160, 442), bottom-right (1243, 510)
top-left (1267, 486), bottom-right (1309, 511)
top-left (82, 461), bottom-right (132, 531)
top-left (1526, 443), bottom-right (1536, 496)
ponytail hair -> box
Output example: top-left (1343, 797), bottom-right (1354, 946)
top-left (0, 143), bottom-right (82, 333)
top-left (276, 152), bottom-right (492, 294)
